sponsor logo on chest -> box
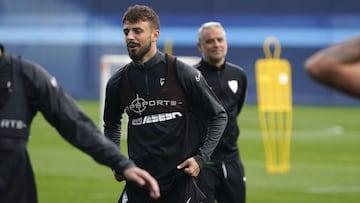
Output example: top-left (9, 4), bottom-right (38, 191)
top-left (125, 94), bottom-right (182, 115)
top-left (0, 119), bottom-right (27, 129)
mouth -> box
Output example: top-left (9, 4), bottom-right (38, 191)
top-left (211, 49), bottom-right (223, 55)
top-left (127, 42), bottom-right (139, 51)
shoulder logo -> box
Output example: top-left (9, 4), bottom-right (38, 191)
top-left (228, 80), bottom-right (238, 94)
top-left (195, 71), bottom-right (201, 82)
top-left (50, 77), bottom-right (58, 87)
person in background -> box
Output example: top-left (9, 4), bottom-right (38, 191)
top-left (0, 43), bottom-right (160, 203)
top-left (304, 35), bottom-right (360, 98)
top-left (103, 5), bottom-right (228, 203)
top-left (195, 22), bottom-right (248, 203)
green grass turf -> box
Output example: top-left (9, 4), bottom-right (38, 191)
top-left (28, 101), bottom-right (360, 203)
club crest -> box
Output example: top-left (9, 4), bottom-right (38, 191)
top-left (228, 80), bottom-right (238, 94)
top-left (160, 78), bottom-right (165, 86)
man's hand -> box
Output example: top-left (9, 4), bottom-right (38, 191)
top-left (122, 167), bottom-right (161, 199)
top-left (177, 157), bottom-right (201, 177)
top-left (113, 169), bottom-right (125, 181)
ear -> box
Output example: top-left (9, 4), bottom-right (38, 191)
top-left (152, 29), bottom-right (160, 42)
top-left (197, 42), bottom-right (202, 52)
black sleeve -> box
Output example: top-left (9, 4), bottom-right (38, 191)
top-left (237, 67), bottom-right (248, 114)
top-left (176, 59), bottom-right (228, 167)
top-left (103, 69), bottom-right (125, 149)
top-left (0, 55), bottom-right (12, 108)
top-left (21, 59), bottom-right (135, 174)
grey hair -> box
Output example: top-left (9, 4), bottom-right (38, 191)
top-left (197, 21), bottom-right (226, 42)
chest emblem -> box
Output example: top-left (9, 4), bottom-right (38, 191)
top-left (228, 80), bottom-right (238, 94)
top-left (160, 78), bottom-right (165, 86)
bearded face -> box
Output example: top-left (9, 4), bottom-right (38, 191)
top-left (123, 20), bottom-right (159, 63)
top-left (127, 39), bottom-right (152, 62)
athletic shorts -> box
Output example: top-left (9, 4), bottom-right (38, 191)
top-left (197, 159), bottom-right (246, 203)
top-left (119, 172), bottom-right (206, 203)
top-left (0, 147), bottom-right (37, 203)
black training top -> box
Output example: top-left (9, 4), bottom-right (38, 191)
top-left (195, 59), bottom-right (247, 162)
top-left (0, 54), bottom-right (135, 174)
top-left (104, 51), bottom-right (227, 192)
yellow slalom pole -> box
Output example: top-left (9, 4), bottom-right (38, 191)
top-left (255, 37), bottom-right (293, 173)
top-left (163, 37), bottom-right (173, 55)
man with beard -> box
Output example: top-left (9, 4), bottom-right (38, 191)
top-left (103, 4), bottom-right (228, 203)
top-left (194, 22), bottom-right (248, 203)
top-left (0, 43), bottom-right (160, 203)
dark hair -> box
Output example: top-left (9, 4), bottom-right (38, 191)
top-left (0, 43), bottom-right (4, 53)
top-left (122, 4), bottom-right (160, 30)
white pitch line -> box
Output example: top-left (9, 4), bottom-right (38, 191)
top-left (240, 127), bottom-right (344, 138)
top-left (307, 186), bottom-right (360, 193)
top-left (292, 125), bottom-right (344, 138)
top-left (239, 124), bottom-right (349, 139)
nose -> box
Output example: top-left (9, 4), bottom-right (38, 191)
top-left (125, 31), bottom-right (136, 40)
top-left (213, 40), bottom-right (221, 46)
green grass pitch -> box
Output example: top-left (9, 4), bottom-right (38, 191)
top-left (28, 100), bottom-right (360, 203)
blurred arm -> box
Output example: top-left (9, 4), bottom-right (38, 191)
top-left (304, 35), bottom-right (360, 98)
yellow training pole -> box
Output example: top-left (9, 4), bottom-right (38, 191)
top-left (163, 37), bottom-right (173, 55)
top-left (255, 37), bottom-right (293, 173)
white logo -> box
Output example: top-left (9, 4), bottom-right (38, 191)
top-left (131, 112), bottom-right (182, 125)
top-left (6, 81), bottom-right (12, 92)
top-left (128, 96), bottom-right (147, 114)
top-left (50, 76), bottom-right (58, 87)
top-left (228, 80), bottom-right (238, 94)
top-left (195, 71), bottom-right (201, 82)
top-left (186, 196), bottom-right (192, 203)
top-left (124, 94), bottom-right (182, 115)
top-left (0, 119), bottom-right (27, 129)
top-left (160, 78), bottom-right (165, 86)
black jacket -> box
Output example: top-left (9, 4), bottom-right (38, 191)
top-left (195, 59), bottom-right (247, 162)
top-left (104, 51), bottom-right (228, 191)
top-left (0, 54), bottom-right (134, 173)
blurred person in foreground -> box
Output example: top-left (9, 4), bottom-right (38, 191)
top-left (0, 43), bottom-right (159, 203)
top-left (103, 5), bottom-right (228, 203)
top-left (304, 35), bottom-right (360, 98)
top-left (194, 22), bottom-right (248, 203)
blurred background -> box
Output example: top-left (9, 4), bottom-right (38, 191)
top-left (1, 0), bottom-right (360, 105)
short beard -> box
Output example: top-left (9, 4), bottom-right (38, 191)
top-left (128, 41), bottom-right (152, 62)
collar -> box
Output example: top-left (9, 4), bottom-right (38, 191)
top-left (134, 51), bottom-right (165, 69)
top-left (0, 54), bottom-right (12, 68)
top-left (200, 59), bottom-right (226, 72)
